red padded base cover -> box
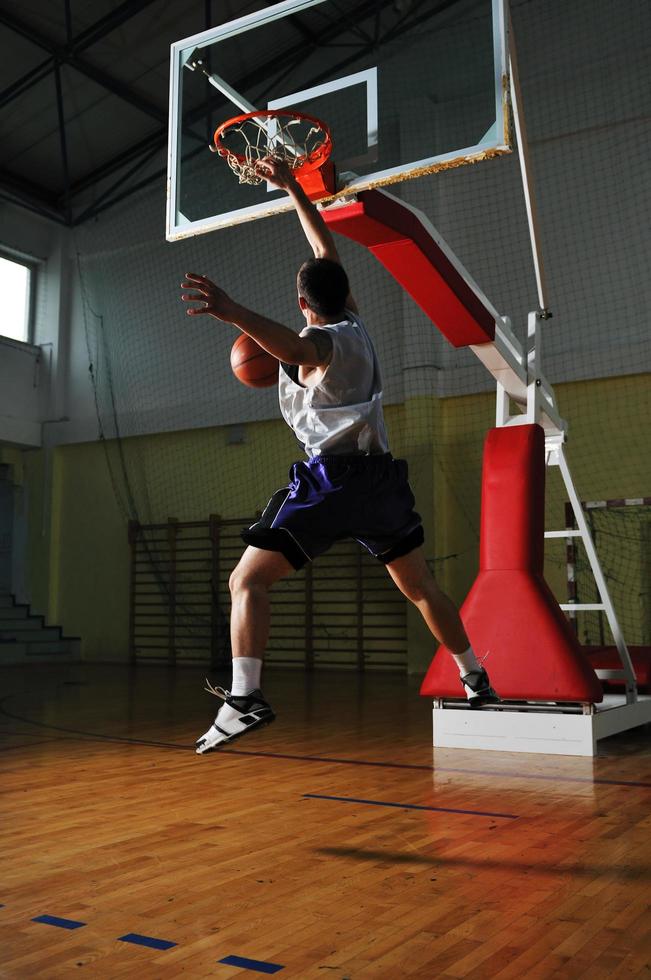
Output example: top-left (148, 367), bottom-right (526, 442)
top-left (420, 425), bottom-right (603, 703)
top-left (585, 646), bottom-right (651, 692)
top-left (420, 571), bottom-right (604, 701)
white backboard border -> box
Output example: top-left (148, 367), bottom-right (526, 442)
top-left (166, 0), bottom-right (510, 242)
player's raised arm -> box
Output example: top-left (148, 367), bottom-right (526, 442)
top-left (258, 158), bottom-right (358, 314)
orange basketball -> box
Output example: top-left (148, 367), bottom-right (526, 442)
top-left (230, 334), bottom-right (279, 388)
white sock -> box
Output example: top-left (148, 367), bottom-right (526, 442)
top-left (231, 657), bottom-right (263, 696)
top-left (451, 646), bottom-right (480, 677)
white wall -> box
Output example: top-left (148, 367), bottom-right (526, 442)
top-left (0, 336), bottom-right (41, 446)
top-left (401, 0), bottom-right (651, 397)
top-left (0, 201), bottom-right (73, 448)
top-left (1, 0), bottom-right (650, 451)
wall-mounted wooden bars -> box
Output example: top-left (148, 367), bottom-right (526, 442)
top-left (129, 518), bottom-right (407, 670)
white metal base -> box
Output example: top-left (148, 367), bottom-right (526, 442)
top-left (432, 695), bottom-right (651, 757)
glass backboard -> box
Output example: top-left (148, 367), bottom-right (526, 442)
top-left (167, 0), bottom-right (510, 241)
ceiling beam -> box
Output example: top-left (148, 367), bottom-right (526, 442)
top-left (0, 7), bottom-right (168, 123)
top-left (3, 0), bottom-right (448, 223)
top-left (70, 0), bottom-right (160, 55)
top-left (67, 0), bottom-right (389, 203)
top-left (66, 131), bottom-right (167, 197)
top-left (0, 58), bottom-right (54, 112)
top-left (0, 167), bottom-right (65, 223)
top-left (54, 63), bottom-right (72, 224)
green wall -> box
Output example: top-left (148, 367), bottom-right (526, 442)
top-left (11, 373), bottom-right (650, 670)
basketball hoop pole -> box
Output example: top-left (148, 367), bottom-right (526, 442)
top-left (507, 6), bottom-right (550, 318)
top-left (504, 3), bottom-right (636, 706)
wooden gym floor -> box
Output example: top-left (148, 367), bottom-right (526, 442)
top-left (1, 663), bottom-right (650, 979)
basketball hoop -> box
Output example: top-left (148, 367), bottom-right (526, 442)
top-left (212, 109), bottom-right (336, 200)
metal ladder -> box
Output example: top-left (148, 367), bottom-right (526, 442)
top-left (545, 435), bottom-right (637, 704)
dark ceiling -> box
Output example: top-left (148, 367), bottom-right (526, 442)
top-left (0, 0), bottom-right (449, 227)
top-left (0, 0), bottom-right (274, 225)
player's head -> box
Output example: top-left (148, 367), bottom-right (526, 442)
top-left (297, 258), bottom-right (349, 318)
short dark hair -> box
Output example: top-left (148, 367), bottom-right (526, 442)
top-left (297, 258), bottom-right (349, 318)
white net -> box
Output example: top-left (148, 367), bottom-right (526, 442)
top-left (71, 0), bottom-right (651, 667)
top-left (215, 112), bottom-right (330, 186)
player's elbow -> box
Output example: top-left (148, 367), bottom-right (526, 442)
top-left (315, 248), bottom-right (339, 263)
top-left (284, 336), bottom-right (313, 366)
top-left (293, 335), bottom-right (332, 367)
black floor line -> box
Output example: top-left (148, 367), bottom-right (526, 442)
top-left (1, 697), bottom-right (650, 789)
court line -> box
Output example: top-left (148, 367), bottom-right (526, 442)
top-left (2, 698), bottom-right (650, 788)
top-left (32, 914), bottom-right (86, 929)
top-left (304, 793), bottom-right (519, 819)
top-left (227, 747), bottom-right (651, 789)
top-left (118, 933), bottom-right (177, 950)
top-left (219, 954), bottom-right (284, 974)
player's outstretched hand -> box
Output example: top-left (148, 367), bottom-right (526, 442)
top-left (181, 273), bottom-right (239, 322)
top-left (255, 156), bottom-right (296, 190)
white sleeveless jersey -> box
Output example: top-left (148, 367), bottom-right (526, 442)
top-left (278, 311), bottom-right (389, 457)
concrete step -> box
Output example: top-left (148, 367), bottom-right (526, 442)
top-left (0, 607), bottom-right (36, 623)
top-left (0, 626), bottom-right (64, 642)
top-left (26, 638), bottom-right (81, 657)
top-left (0, 638), bottom-right (81, 664)
top-left (0, 593), bottom-right (14, 608)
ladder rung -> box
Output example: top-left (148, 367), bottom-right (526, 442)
top-left (560, 603), bottom-right (605, 611)
top-left (544, 530), bottom-right (582, 538)
top-left (595, 669), bottom-right (628, 680)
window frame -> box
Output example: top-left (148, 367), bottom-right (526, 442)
top-left (0, 247), bottom-right (38, 346)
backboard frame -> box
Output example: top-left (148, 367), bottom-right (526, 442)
top-left (166, 0), bottom-right (511, 242)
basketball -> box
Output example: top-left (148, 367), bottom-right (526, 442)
top-left (230, 333), bottom-right (279, 388)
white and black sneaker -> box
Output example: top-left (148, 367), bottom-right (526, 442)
top-left (195, 680), bottom-right (275, 755)
top-left (461, 667), bottom-right (500, 708)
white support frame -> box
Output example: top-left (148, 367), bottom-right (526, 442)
top-left (429, 3), bottom-right (643, 754)
top-left (547, 441), bottom-right (637, 703)
top-left (431, 695), bottom-right (651, 757)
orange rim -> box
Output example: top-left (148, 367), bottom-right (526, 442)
top-left (213, 109), bottom-right (332, 175)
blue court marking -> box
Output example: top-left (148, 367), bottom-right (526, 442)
top-left (117, 933), bottom-right (177, 950)
top-left (219, 954), bottom-right (284, 973)
top-left (304, 793), bottom-right (518, 819)
top-left (32, 914), bottom-right (86, 929)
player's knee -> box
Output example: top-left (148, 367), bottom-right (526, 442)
top-left (229, 565), bottom-right (251, 596)
top-left (229, 565), bottom-right (267, 597)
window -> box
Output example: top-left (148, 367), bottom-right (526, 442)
top-left (0, 253), bottom-right (34, 343)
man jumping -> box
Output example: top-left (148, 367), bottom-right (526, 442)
top-left (180, 158), bottom-right (499, 754)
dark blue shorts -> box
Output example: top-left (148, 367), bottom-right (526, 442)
top-left (241, 453), bottom-right (423, 570)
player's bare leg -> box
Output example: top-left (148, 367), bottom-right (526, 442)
top-left (229, 546), bottom-right (295, 661)
top-left (386, 546), bottom-right (499, 706)
top-left (196, 546), bottom-right (294, 754)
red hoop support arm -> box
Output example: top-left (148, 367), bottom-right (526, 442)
top-left (322, 189), bottom-right (495, 347)
top-left (421, 425), bottom-right (603, 703)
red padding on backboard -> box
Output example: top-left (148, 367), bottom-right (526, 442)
top-left (420, 425), bottom-right (604, 703)
top-left (323, 190), bottom-right (495, 348)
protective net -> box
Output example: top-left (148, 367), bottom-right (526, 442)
top-left (563, 502), bottom-right (651, 648)
top-left (74, 0), bottom-right (651, 668)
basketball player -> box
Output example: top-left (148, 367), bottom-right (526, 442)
top-left (181, 158), bottom-right (499, 754)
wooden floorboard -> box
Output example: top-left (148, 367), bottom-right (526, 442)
top-left (1, 663), bottom-right (650, 978)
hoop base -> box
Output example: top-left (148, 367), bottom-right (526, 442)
top-left (296, 160), bottom-right (336, 201)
